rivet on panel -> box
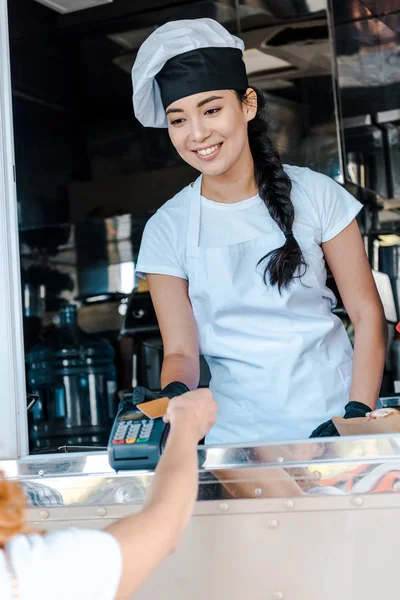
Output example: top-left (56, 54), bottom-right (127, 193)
top-left (267, 519), bottom-right (279, 529)
top-left (219, 502), bottom-right (230, 512)
top-left (254, 488), bottom-right (262, 496)
top-left (273, 591), bottom-right (284, 599)
top-left (97, 507), bottom-right (107, 517)
top-left (277, 456), bottom-right (284, 463)
top-left (283, 499), bottom-right (295, 510)
top-left (351, 496), bottom-right (364, 508)
top-left (38, 470), bottom-right (44, 477)
top-left (39, 510), bottom-right (49, 520)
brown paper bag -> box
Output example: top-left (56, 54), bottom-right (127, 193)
top-left (332, 414), bottom-right (400, 436)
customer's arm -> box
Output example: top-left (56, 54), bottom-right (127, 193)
top-left (106, 388), bottom-right (217, 600)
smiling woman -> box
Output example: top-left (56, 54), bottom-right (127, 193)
top-left (130, 18), bottom-right (387, 446)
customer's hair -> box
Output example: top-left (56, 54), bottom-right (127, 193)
top-left (0, 471), bottom-right (39, 549)
top-left (236, 88), bottom-right (307, 291)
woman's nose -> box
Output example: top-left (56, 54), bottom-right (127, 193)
top-left (189, 120), bottom-right (211, 144)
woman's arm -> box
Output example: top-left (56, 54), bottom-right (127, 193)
top-left (322, 219), bottom-right (387, 410)
top-left (147, 274), bottom-right (200, 390)
top-left (212, 443), bottom-right (325, 499)
top-left (214, 466), bottom-right (306, 499)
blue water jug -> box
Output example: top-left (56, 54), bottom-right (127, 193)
top-left (27, 304), bottom-right (117, 449)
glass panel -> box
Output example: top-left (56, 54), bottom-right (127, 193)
top-left (7, 0), bottom-right (400, 465)
top-left (2, 434), bottom-right (400, 506)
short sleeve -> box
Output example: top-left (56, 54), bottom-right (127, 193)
top-left (306, 169), bottom-right (363, 243)
top-left (136, 213), bottom-right (187, 280)
top-left (7, 529), bottom-right (122, 600)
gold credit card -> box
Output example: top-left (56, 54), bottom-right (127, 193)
top-left (137, 397), bottom-right (170, 419)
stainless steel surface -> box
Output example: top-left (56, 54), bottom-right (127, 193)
top-left (380, 395), bottom-right (400, 407)
top-left (377, 109), bottom-right (400, 124)
top-left (19, 214), bottom-right (150, 303)
top-left (238, 0), bottom-right (326, 20)
top-left (20, 215), bottom-right (147, 263)
top-left (332, 0), bottom-right (400, 202)
top-left (343, 115), bottom-right (372, 129)
top-left (27, 393), bottom-right (39, 412)
top-left (33, 0), bottom-right (113, 14)
top-left (372, 270), bottom-right (397, 323)
top-left (381, 121), bottom-right (400, 200)
top-left (2, 435), bottom-right (400, 507)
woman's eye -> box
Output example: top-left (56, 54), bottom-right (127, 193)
top-left (170, 118), bottom-right (186, 126)
top-left (205, 107), bottom-right (221, 116)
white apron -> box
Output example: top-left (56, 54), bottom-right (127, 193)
top-left (186, 175), bottom-right (354, 444)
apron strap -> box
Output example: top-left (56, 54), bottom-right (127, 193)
top-left (186, 175), bottom-right (202, 250)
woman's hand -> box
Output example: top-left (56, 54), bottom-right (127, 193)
top-left (132, 381), bottom-right (190, 405)
top-left (310, 401), bottom-right (372, 437)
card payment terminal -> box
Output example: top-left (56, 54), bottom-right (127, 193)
top-left (108, 399), bottom-right (170, 471)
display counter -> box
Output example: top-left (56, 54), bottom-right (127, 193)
top-left (2, 434), bottom-right (400, 508)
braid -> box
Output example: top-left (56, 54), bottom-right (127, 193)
top-left (237, 88), bottom-right (307, 292)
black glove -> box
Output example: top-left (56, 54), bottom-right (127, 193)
top-left (310, 401), bottom-right (372, 438)
top-left (131, 381), bottom-right (190, 406)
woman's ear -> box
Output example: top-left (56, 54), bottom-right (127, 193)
top-left (243, 87), bottom-right (258, 122)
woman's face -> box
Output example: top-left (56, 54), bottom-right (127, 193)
top-left (166, 89), bottom-right (256, 177)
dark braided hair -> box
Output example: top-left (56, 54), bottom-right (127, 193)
top-left (236, 88), bottom-right (307, 292)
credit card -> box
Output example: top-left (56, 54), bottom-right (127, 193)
top-left (137, 397), bottom-right (170, 419)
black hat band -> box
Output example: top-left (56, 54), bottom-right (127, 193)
top-left (156, 47), bottom-right (249, 110)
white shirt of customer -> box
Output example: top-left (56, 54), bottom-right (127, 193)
top-left (1, 529), bottom-right (122, 600)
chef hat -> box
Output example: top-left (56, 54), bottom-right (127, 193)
top-left (132, 18), bottom-right (248, 128)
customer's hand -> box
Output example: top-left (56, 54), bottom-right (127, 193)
top-left (164, 389), bottom-right (217, 442)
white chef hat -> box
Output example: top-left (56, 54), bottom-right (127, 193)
top-left (131, 18), bottom-right (248, 128)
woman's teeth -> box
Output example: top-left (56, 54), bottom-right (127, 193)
top-left (196, 143), bottom-right (221, 156)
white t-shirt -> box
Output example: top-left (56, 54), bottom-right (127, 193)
top-left (0, 529), bottom-right (122, 600)
top-left (136, 165), bottom-right (363, 281)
